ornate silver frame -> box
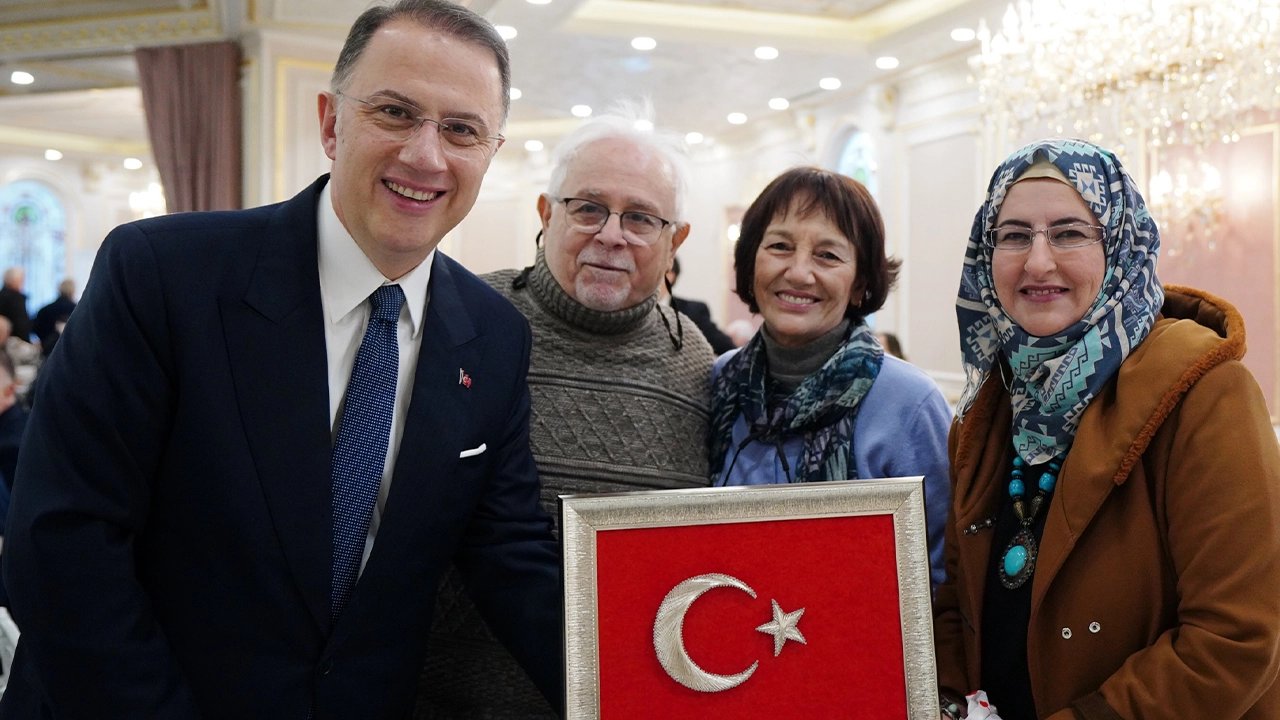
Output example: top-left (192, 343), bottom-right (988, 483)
top-left (560, 476), bottom-right (937, 719)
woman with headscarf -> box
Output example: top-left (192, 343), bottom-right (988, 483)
top-left (709, 166), bottom-right (952, 588)
top-left (933, 139), bottom-right (1280, 719)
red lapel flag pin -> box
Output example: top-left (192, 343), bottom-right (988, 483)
top-left (458, 369), bottom-right (472, 389)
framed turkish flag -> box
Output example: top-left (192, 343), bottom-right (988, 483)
top-left (560, 477), bottom-right (937, 719)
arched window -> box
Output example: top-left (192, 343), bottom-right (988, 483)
top-left (835, 129), bottom-right (879, 198)
top-left (0, 179), bottom-right (67, 313)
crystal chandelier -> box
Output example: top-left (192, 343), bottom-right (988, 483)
top-left (1148, 158), bottom-right (1224, 256)
top-left (973, 0), bottom-right (1280, 150)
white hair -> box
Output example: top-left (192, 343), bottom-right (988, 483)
top-left (545, 99), bottom-right (691, 222)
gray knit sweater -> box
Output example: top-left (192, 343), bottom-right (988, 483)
top-left (415, 254), bottom-right (713, 718)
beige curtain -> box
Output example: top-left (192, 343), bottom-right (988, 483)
top-left (135, 41), bottom-right (243, 212)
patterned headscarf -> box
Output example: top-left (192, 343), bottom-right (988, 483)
top-left (709, 322), bottom-right (883, 484)
top-left (955, 138), bottom-right (1163, 465)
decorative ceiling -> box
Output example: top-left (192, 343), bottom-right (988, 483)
top-left (0, 0), bottom-right (1002, 161)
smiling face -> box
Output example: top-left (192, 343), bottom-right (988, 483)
top-left (992, 179), bottom-right (1107, 337)
top-left (319, 20), bottom-right (504, 279)
top-left (539, 136), bottom-right (689, 311)
top-left (752, 205), bottom-right (859, 348)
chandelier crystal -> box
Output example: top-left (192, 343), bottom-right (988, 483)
top-left (973, 0), bottom-right (1280, 149)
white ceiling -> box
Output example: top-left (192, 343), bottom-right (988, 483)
top-left (0, 0), bottom-right (1005, 163)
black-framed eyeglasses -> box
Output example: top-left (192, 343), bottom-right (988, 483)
top-left (553, 197), bottom-right (674, 245)
top-left (335, 91), bottom-right (504, 156)
top-left (984, 223), bottom-right (1106, 251)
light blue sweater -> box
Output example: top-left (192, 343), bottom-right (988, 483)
top-left (713, 351), bottom-right (953, 587)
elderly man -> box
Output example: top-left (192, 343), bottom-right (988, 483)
top-left (2, 1), bottom-right (560, 717)
top-left (419, 110), bottom-right (715, 716)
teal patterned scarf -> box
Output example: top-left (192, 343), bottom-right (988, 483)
top-left (709, 322), bottom-right (883, 484)
top-left (955, 139), bottom-right (1163, 465)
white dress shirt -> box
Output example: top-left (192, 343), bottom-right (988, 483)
top-left (317, 179), bottom-right (433, 573)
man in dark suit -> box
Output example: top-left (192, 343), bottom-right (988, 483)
top-left (666, 256), bottom-right (736, 354)
top-left (0, 2), bottom-right (561, 717)
top-left (30, 278), bottom-right (75, 357)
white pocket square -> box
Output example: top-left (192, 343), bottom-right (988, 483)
top-left (458, 443), bottom-right (487, 459)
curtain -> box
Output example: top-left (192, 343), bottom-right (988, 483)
top-left (135, 41), bottom-right (243, 213)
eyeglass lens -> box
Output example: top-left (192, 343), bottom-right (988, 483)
top-left (343, 93), bottom-right (497, 154)
top-left (990, 224), bottom-right (1101, 249)
top-left (564, 199), bottom-right (668, 242)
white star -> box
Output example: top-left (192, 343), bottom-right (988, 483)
top-left (755, 599), bottom-right (807, 657)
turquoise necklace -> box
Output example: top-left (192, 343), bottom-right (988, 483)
top-left (998, 455), bottom-right (1061, 590)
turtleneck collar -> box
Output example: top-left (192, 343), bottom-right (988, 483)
top-left (762, 318), bottom-right (851, 395)
top-left (527, 248), bottom-right (658, 335)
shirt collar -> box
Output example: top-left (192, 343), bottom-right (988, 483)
top-left (318, 179), bottom-right (433, 337)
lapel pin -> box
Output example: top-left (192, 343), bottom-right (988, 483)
top-left (458, 369), bottom-right (472, 389)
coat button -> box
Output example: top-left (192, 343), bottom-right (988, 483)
top-left (1061, 627), bottom-right (1072, 639)
top-left (320, 659), bottom-right (334, 675)
top-left (1089, 622), bottom-right (1101, 633)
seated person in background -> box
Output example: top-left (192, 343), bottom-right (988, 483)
top-left (934, 138), bottom-right (1280, 719)
top-left (876, 330), bottom-right (906, 360)
top-left (665, 256), bottom-right (736, 354)
top-left (709, 166), bottom-right (952, 588)
top-left (0, 317), bottom-right (37, 407)
top-left (0, 348), bottom-right (25, 492)
top-left (419, 104), bottom-right (715, 718)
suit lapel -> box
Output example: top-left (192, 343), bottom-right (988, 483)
top-left (221, 178), bottom-right (333, 633)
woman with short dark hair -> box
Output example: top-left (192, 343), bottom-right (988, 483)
top-left (710, 166), bottom-right (952, 587)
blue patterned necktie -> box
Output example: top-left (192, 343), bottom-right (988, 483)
top-left (329, 283), bottom-right (405, 619)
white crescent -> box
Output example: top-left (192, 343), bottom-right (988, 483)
top-left (652, 573), bottom-right (759, 693)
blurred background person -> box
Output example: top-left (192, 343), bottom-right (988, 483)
top-left (0, 316), bottom-right (37, 408)
top-left (31, 278), bottom-right (76, 359)
top-left (709, 166), bottom-right (952, 588)
top-left (664, 256), bottom-right (735, 354)
top-left (876, 330), bottom-right (906, 360)
top-left (724, 318), bottom-right (757, 348)
top-left (0, 269), bottom-right (31, 345)
top-left (934, 139), bottom-right (1280, 719)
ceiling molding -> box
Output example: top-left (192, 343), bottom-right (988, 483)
top-left (569, 0), bottom-right (969, 44)
top-left (0, 124), bottom-right (150, 157)
top-left (0, 6), bottom-right (224, 59)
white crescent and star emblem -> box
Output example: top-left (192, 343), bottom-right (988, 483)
top-left (652, 573), bottom-right (808, 693)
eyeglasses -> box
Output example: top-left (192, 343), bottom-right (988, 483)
top-left (984, 223), bottom-right (1106, 251)
top-left (336, 91), bottom-right (504, 156)
top-left (554, 197), bottom-right (674, 245)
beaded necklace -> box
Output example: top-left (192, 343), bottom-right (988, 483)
top-left (998, 454), bottom-right (1061, 590)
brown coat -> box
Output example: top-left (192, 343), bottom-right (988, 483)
top-left (934, 286), bottom-right (1280, 719)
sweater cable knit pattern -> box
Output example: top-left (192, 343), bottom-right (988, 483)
top-left (416, 252), bottom-right (713, 718)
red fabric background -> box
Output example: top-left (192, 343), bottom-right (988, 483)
top-left (594, 514), bottom-right (906, 717)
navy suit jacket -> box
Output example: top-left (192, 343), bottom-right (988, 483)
top-left (1, 177), bottom-right (562, 719)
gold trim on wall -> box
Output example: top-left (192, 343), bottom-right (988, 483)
top-left (0, 9), bottom-right (221, 56)
top-left (272, 57), bottom-right (333, 202)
